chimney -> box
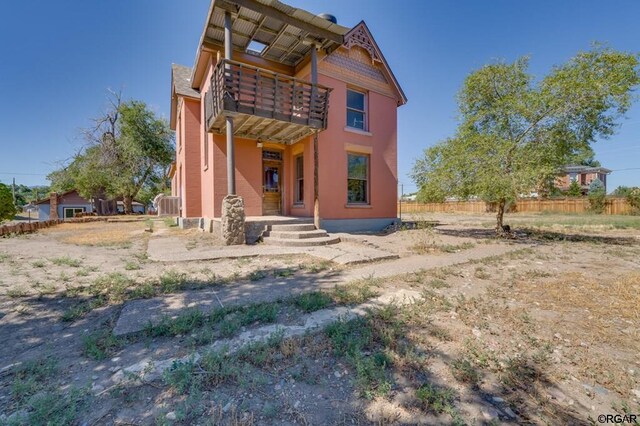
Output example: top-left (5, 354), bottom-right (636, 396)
top-left (49, 192), bottom-right (59, 219)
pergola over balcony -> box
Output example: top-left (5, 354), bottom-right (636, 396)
top-left (198, 0), bottom-right (348, 144)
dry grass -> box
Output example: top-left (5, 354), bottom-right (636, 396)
top-left (41, 222), bottom-right (146, 246)
top-left (504, 270), bottom-right (640, 394)
top-left (518, 271), bottom-right (640, 335)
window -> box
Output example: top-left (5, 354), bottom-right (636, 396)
top-left (63, 207), bottom-right (85, 219)
top-left (294, 155), bottom-right (304, 204)
top-left (203, 125), bottom-right (209, 169)
top-left (347, 153), bottom-right (369, 204)
top-left (346, 89), bottom-right (366, 130)
top-left (263, 150), bottom-right (283, 161)
top-left (177, 114), bottom-right (182, 151)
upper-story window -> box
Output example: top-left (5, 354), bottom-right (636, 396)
top-left (347, 89), bottom-right (367, 131)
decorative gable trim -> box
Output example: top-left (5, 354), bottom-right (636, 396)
top-left (343, 21), bottom-right (407, 106)
top-left (345, 25), bottom-right (381, 64)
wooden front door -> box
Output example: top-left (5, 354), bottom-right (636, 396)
top-left (263, 160), bottom-right (282, 215)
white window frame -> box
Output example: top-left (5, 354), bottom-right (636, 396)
top-left (63, 207), bottom-right (85, 219)
top-left (346, 89), bottom-right (367, 131)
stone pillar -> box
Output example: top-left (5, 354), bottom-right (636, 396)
top-left (49, 192), bottom-right (59, 219)
top-left (221, 194), bottom-right (245, 245)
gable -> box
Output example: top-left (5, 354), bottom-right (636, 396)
top-left (320, 22), bottom-right (407, 106)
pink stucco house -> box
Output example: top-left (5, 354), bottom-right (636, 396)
top-left (170, 0), bottom-right (406, 243)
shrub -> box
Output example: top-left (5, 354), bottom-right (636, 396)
top-left (567, 180), bottom-right (582, 197)
top-left (588, 178), bottom-right (606, 214)
top-left (626, 187), bottom-right (640, 214)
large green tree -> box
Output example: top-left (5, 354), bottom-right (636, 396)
top-left (411, 46), bottom-right (639, 233)
top-left (0, 183), bottom-right (17, 222)
top-left (49, 93), bottom-right (174, 213)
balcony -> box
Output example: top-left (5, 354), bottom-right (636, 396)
top-left (204, 59), bottom-right (331, 144)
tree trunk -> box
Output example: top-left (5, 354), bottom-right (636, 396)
top-left (123, 195), bottom-right (133, 215)
top-left (496, 199), bottom-right (506, 235)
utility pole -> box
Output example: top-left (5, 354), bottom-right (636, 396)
top-left (12, 178), bottom-right (16, 205)
top-left (399, 183), bottom-right (403, 222)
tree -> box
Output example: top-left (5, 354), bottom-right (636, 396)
top-left (411, 46), bottom-right (639, 233)
top-left (0, 183), bottom-right (17, 222)
top-left (624, 187), bottom-right (640, 213)
top-left (588, 178), bottom-right (606, 213)
top-left (567, 180), bottom-right (583, 197)
top-left (612, 186), bottom-right (632, 197)
top-left (48, 92), bottom-right (174, 213)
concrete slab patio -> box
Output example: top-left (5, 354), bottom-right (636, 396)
top-left (114, 242), bottom-right (524, 336)
top-left (147, 235), bottom-right (399, 265)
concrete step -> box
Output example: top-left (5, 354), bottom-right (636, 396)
top-left (262, 235), bottom-right (340, 247)
top-left (266, 229), bottom-right (329, 239)
top-left (268, 223), bottom-right (316, 232)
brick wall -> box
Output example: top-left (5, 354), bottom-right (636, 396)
top-left (49, 192), bottom-right (59, 219)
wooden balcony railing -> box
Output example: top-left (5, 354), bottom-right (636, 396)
top-left (205, 59), bottom-right (331, 143)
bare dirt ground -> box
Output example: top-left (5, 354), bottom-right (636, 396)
top-left (0, 213), bottom-right (638, 425)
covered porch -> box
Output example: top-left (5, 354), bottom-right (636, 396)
top-left (193, 0), bottom-right (348, 244)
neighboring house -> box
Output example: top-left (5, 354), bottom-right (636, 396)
top-left (36, 190), bottom-right (93, 220)
top-left (170, 0), bottom-right (406, 233)
top-left (556, 165), bottom-right (612, 195)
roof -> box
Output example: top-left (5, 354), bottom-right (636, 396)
top-left (170, 64), bottom-right (201, 129)
top-left (34, 189), bottom-right (80, 205)
top-left (562, 165), bottom-right (612, 174)
top-left (172, 64), bottom-right (200, 99)
top-left (191, 0), bottom-right (351, 88)
top-left (198, 0), bottom-right (349, 66)
top-left (180, 0), bottom-right (407, 111)
top-left (342, 21), bottom-right (407, 106)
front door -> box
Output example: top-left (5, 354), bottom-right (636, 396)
top-left (263, 160), bottom-right (282, 215)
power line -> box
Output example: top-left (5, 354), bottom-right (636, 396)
top-left (0, 172), bottom-right (48, 176)
top-left (610, 167), bottom-right (640, 172)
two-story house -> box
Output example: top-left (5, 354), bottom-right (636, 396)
top-left (555, 165), bottom-right (611, 195)
top-left (170, 0), bottom-right (406, 244)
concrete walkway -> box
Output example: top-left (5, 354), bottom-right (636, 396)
top-left (111, 289), bottom-right (422, 386)
top-left (113, 242), bottom-right (521, 336)
top-left (147, 236), bottom-right (398, 265)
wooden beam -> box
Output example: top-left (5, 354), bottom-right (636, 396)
top-left (233, 114), bottom-right (253, 134)
top-left (242, 14), bottom-right (267, 51)
top-left (213, 0), bottom-right (241, 14)
top-left (229, 0), bottom-right (344, 45)
top-left (261, 23), bottom-right (288, 57)
top-left (279, 32), bottom-right (309, 64)
top-left (202, 40), bottom-right (295, 74)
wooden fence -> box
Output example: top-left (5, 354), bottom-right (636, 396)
top-left (398, 197), bottom-right (632, 215)
top-left (156, 196), bottom-right (180, 216)
top-left (0, 216), bottom-right (108, 237)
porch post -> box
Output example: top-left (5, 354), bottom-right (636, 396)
top-left (224, 10), bottom-right (236, 195)
top-left (220, 10), bottom-right (245, 245)
top-left (311, 45), bottom-right (320, 230)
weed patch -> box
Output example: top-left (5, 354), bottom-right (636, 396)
top-left (49, 256), bottom-right (82, 267)
top-left (82, 329), bottom-right (124, 360)
top-left (292, 291), bottom-right (333, 312)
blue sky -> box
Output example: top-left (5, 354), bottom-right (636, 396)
top-left (1, 0), bottom-right (639, 193)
